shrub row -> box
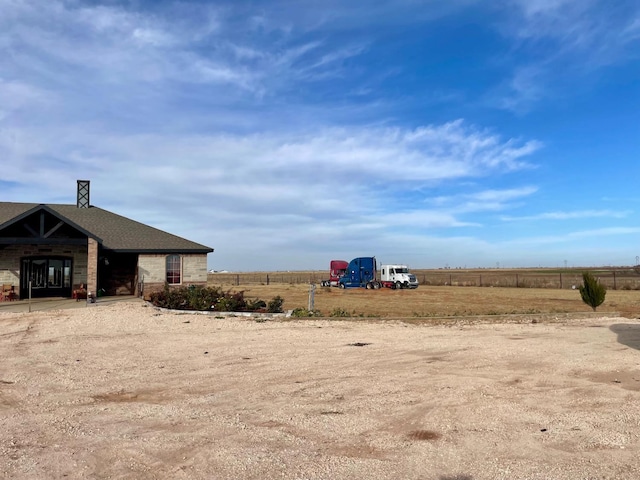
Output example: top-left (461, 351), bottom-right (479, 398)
top-left (149, 284), bottom-right (284, 313)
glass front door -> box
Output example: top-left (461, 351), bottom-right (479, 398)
top-left (21, 257), bottom-right (73, 298)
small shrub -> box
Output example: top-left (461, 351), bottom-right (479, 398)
top-left (267, 296), bottom-right (285, 313)
top-left (216, 290), bottom-right (248, 312)
top-left (579, 272), bottom-right (606, 311)
top-left (246, 299), bottom-right (267, 311)
top-left (330, 307), bottom-right (351, 317)
top-left (291, 307), bottom-right (323, 317)
top-left (185, 285), bottom-right (224, 311)
top-left (149, 283), bottom-right (182, 309)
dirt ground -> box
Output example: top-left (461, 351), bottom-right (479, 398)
top-left (2, 301), bottom-right (640, 480)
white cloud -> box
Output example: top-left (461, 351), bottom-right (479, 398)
top-left (566, 227), bottom-right (640, 238)
top-left (429, 186), bottom-right (538, 213)
top-left (0, 120), bottom-right (540, 199)
top-left (0, 118), bottom-right (541, 268)
top-left (492, 0), bottom-right (640, 111)
top-left (506, 226), bottom-right (640, 245)
top-left (501, 209), bottom-right (631, 221)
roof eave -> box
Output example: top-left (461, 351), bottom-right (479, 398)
top-left (102, 248), bottom-right (214, 254)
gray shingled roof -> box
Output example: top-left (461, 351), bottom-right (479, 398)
top-left (0, 202), bottom-right (213, 253)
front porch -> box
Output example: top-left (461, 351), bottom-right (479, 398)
top-left (0, 294), bottom-right (141, 313)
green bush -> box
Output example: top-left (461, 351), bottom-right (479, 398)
top-left (149, 284), bottom-right (274, 313)
top-left (186, 285), bottom-right (224, 311)
top-left (150, 284), bottom-right (198, 310)
top-left (215, 290), bottom-right (248, 312)
top-left (330, 307), bottom-right (351, 317)
top-left (579, 272), bottom-right (606, 311)
top-left (267, 296), bottom-right (285, 313)
top-left (246, 298), bottom-right (267, 311)
top-left (291, 307), bottom-right (323, 317)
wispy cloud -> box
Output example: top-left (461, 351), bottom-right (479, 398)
top-left (430, 186), bottom-right (538, 212)
top-left (1, 122), bottom-right (540, 203)
top-left (492, 0), bottom-right (640, 111)
top-left (501, 210), bottom-right (632, 221)
top-left (506, 226), bottom-right (640, 246)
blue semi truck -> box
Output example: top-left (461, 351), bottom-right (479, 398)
top-left (338, 257), bottom-right (380, 289)
top-left (336, 256), bottom-right (419, 289)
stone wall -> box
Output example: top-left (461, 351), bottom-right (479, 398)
top-left (138, 253), bottom-right (209, 296)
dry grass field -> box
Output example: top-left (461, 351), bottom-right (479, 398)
top-left (210, 282), bottom-right (640, 320)
top-left (208, 267), bottom-right (640, 321)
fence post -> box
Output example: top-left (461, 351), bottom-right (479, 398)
top-left (479, 275), bottom-right (482, 287)
top-left (267, 274), bottom-right (269, 285)
top-left (236, 274), bottom-right (239, 286)
top-left (516, 274), bottom-right (519, 288)
top-left (559, 273), bottom-right (562, 289)
top-left (308, 283), bottom-right (316, 311)
top-left (613, 271), bottom-right (616, 290)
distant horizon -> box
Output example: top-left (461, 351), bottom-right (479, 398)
top-left (209, 263), bottom-right (640, 273)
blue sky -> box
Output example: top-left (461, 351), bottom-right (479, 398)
top-left (2, 0), bottom-right (640, 271)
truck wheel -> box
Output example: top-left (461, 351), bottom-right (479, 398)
top-left (395, 281), bottom-right (402, 290)
top-left (340, 283), bottom-right (346, 289)
top-left (365, 283), bottom-right (372, 289)
top-left (374, 282), bottom-right (380, 289)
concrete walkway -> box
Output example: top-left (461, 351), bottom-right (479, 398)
top-left (0, 295), bottom-right (143, 313)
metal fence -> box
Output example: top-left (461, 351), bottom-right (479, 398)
top-left (209, 269), bottom-right (640, 290)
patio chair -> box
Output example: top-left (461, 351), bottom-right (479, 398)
top-left (1, 284), bottom-right (16, 301)
top-left (73, 284), bottom-right (87, 301)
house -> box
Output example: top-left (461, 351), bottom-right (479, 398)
top-left (0, 180), bottom-right (213, 300)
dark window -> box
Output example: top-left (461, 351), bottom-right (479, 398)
top-left (166, 255), bottom-right (181, 284)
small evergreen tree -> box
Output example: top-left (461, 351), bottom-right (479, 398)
top-left (579, 271), bottom-right (606, 311)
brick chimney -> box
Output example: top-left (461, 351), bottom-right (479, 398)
top-left (77, 180), bottom-right (90, 208)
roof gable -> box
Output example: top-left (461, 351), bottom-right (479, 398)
top-left (0, 202), bottom-right (213, 253)
top-left (0, 204), bottom-right (98, 239)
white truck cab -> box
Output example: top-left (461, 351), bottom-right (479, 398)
top-left (380, 264), bottom-right (419, 289)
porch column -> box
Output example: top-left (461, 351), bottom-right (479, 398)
top-left (87, 238), bottom-right (99, 298)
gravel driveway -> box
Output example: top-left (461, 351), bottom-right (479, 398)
top-left (1, 301), bottom-right (639, 479)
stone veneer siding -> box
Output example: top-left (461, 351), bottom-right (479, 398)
top-left (87, 238), bottom-right (99, 297)
top-left (0, 244), bottom-right (88, 299)
top-left (137, 253), bottom-right (209, 296)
